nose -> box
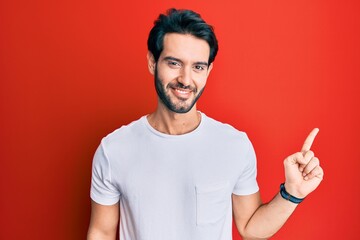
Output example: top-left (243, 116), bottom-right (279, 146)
top-left (177, 66), bottom-right (192, 87)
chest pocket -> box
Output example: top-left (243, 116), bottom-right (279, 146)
top-left (195, 181), bottom-right (230, 226)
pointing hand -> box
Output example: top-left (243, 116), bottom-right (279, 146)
top-left (283, 128), bottom-right (324, 199)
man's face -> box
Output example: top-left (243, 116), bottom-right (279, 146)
top-left (148, 33), bottom-right (213, 113)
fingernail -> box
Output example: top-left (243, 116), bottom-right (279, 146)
top-left (304, 176), bottom-right (308, 180)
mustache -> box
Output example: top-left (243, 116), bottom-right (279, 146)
top-left (168, 82), bottom-right (197, 92)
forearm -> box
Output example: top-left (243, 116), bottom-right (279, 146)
top-left (242, 193), bottom-right (298, 239)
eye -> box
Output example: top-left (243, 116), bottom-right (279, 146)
top-left (168, 61), bottom-right (181, 68)
top-left (194, 65), bottom-right (206, 71)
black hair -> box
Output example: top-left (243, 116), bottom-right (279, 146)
top-left (147, 8), bottom-right (218, 64)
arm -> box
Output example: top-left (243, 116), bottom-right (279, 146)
top-left (233, 128), bottom-right (324, 239)
top-left (87, 200), bottom-right (120, 240)
top-left (232, 192), bottom-right (298, 240)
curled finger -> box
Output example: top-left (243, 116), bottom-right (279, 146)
top-left (299, 150), bottom-right (315, 172)
top-left (303, 158), bottom-right (321, 180)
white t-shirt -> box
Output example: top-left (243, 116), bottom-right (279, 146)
top-left (91, 112), bottom-right (259, 240)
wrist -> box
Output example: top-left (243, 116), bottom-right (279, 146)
top-left (280, 183), bottom-right (305, 204)
top-left (284, 182), bottom-right (306, 199)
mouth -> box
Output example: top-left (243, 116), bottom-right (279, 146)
top-left (171, 87), bottom-right (193, 100)
top-left (174, 87), bottom-right (191, 94)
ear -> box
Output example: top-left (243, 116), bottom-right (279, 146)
top-left (147, 51), bottom-right (156, 75)
top-left (206, 62), bottom-right (214, 77)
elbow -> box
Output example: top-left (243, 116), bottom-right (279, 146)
top-left (242, 237), bottom-right (269, 240)
top-left (239, 228), bottom-right (272, 240)
top-left (87, 228), bottom-right (117, 240)
top-left (241, 234), bottom-right (270, 240)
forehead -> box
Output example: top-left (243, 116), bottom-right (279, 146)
top-left (161, 33), bottom-right (210, 62)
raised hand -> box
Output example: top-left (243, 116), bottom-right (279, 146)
top-left (283, 128), bottom-right (324, 199)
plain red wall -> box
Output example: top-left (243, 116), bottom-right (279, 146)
top-left (1, 0), bottom-right (359, 239)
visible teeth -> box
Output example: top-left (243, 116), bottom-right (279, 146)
top-left (175, 89), bottom-right (189, 94)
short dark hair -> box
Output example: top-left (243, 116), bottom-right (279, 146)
top-left (147, 8), bottom-right (218, 64)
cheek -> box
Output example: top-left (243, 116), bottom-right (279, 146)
top-left (194, 75), bottom-right (208, 88)
top-left (157, 68), bottom-right (179, 82)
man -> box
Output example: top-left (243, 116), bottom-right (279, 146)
top-left (87, 8), bottom-right (323, 240)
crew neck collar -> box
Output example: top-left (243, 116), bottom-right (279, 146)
top-left (142, 111), bottom-right (205, 138)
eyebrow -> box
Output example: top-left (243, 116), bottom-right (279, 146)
top-left (163, 56), bottom-right (209, 67)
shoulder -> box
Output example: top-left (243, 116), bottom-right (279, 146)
top-left (101, 116), bottom-right (146, 149)
top-left (202, 113), bottom-right (250, 143)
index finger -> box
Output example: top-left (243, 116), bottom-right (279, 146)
top-left (301, 128), bottom-right (319, 152)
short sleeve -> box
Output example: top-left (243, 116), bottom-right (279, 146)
top-left (90, 141), bottom-right (121, 205)
top-left (232, 137), bottom-right (259, 195)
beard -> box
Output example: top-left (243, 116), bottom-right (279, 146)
top-left (154, 67), bottom-right (205, 114)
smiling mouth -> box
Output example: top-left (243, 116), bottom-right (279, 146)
top-left (174, 88), bottom-right (191, 94)
top-left (170, 87), bottom-right (192, 101)
top-left (168, 82), bottom-right (196, 100)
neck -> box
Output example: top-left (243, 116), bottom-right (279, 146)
top-left (147, 104), bottom-right (201, 135)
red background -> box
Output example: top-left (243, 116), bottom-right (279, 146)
top-left (1, 0), bottom-right (359, 239)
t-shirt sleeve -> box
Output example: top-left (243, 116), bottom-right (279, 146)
top-left (90, 141), bottom-right (121, 205)
top-left (232, 137), bottom-right (259, 195)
